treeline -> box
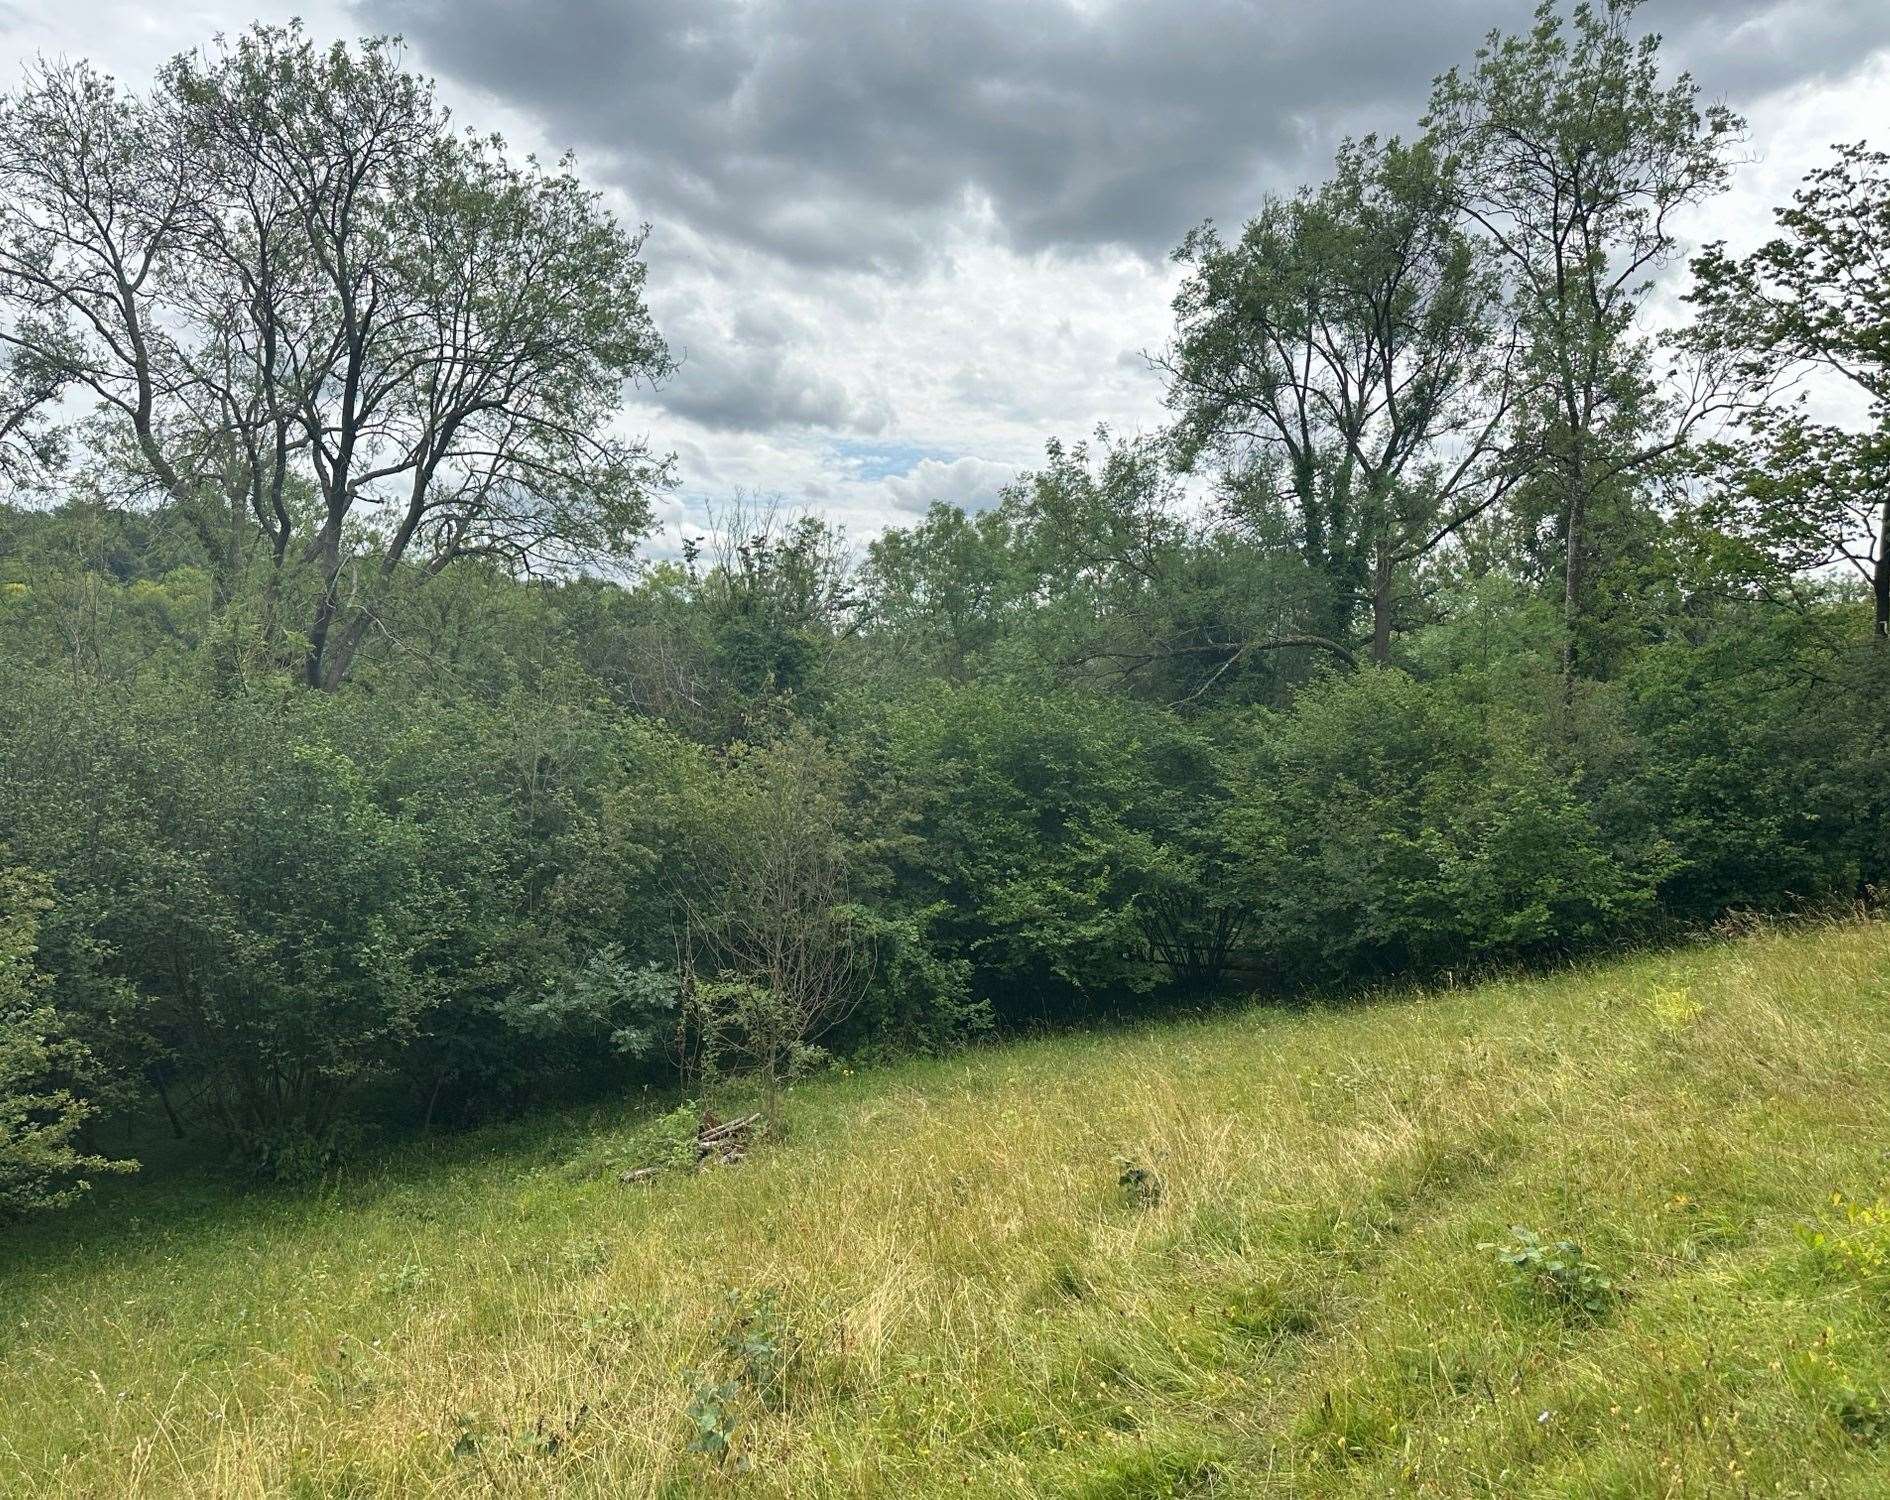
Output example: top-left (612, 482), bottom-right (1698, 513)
top-left (0, 2), bottom-right (1887, 1212)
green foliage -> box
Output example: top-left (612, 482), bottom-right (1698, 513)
top-left (498, 948), bottom-right (679, 1064)
top-left (1229, 668), bottom-right (1658, 983)
top-left (2, 5), bottom-right (1890, 1493)
top-left (719, 1289), bottom-right (796, 1408)
top-left (1116, 1158), bottom-right (1163, 1209)
top-left (0, 861), bottom-right (134, 1218)
top-left (1482, 1225), bottom-right (1621, 1320)
top-left (864, 678), bottom-right (1247, 1019)
top-left (633, 1104), bottom-right (711, 1174)
top-left (683, 1377), bottom-right (743, 1464)
top-left (1798, 1194), bottom-right (1890, 1300)
top-left (1166, 131), bottom-right (1510, 668)
top-left (669, 728), bottom-right (869, 1112)
top-left (1621, 613), bottom-right (1890, 916)
top-left (1425, 0), bottom-right (1745, 677)
top-left (684, 977), bottom-right (824, 1095)
top-left (839, 902), bottom-right (991, 1060)
top-left (679, 1289), bottom-right (799, 1469)
top-left (861, 501), bottom-right (1033, 681)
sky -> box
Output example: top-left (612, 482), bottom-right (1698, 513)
top-left (1, 0), bottom-right (1886, 552)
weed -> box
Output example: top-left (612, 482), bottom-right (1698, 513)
top-left (564, 1101), bottom-right (702, 1181)
top-left (1644, 985), bottom-right (1705, 1034)
top-left (1117, 1157), bottom-right (1164, 1208)
top-left (1834, 1388), bottom-right (1890, 1446)
top-left (674, 1289), bottom-right (798, 1469)
top-left (1482, 1225), bottom-right (1620, 1319)
top-left (1799, 1192), bottom-right (1890, 1297)
top-left (684, 1377), bottom-right (743, 1465)
top-left (720, 1289), bottom-right (795, 1407)
top-left (448, 1404), bottom-right (591, 1477)
top-left (559, 1238), bottom-right (611, 1275)
top-left (373, 1259), bottom-right (430, 1298)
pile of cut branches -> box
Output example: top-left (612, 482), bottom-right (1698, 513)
top-left (618, 1111), bottom-right (761, 1185)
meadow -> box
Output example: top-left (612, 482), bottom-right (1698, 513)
top-left (2, 916), bottom-right (1887, 1497)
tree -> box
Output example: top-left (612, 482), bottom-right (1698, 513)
top-left (861, 501), bottom-right (1032, 682)
top-left (1689, 142), bottom-right (1890, 637)
top-left (0, 344), bottom-right (64, 488)
top-left (0, 24), bottom-right (672, 689)
top-left (985, 430), bottom-right (1333, 706)
top-left (1686, 414), bottom-right (1889, 634)
top-left (686, 500), bottom-right (860, 729)
top-left (1164, 135), bottom-right (1522, 665)
top-left (1423, 0), bottom-right (1744, 683)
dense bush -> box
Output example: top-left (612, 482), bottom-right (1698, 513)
top-left (1, 549), bottom-right (1884, 1193)
top-left (1227, 669), bottom-right (1662, 985)
top-left (860, 680), bottom-right (1247, 1021)
top-left (0, 860), bottom-right (132, 1216)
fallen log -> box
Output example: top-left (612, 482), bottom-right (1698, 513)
top-left (698, 1111), bottom-right (760, 1139)
top-left (697, 1113), bottom-right (761, 1147)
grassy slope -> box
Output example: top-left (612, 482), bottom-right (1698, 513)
top-left (2, 920), bottom-right (1889, 1497)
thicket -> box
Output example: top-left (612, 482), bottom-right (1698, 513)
top-left (0, 2), bottom-right (1886, 1202)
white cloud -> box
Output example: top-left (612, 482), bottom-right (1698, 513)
top-left (882, 456), bottom-right (1022, 515)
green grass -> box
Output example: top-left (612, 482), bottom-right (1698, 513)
top-left (4, 918), bottom-right (1890, 1496)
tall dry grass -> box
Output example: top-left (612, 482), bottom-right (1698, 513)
top-left (0, 915), bottom-right (1886, 1496)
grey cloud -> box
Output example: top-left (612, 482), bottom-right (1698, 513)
top-left (1664, 0), bottom-right (1890, 102)
top-left (648, 282), bottom-right (894, 434)
top-left (336, 0), bottom-right (1888, 532)
top-left (659, 340), bottom-right (890, 434)
top-left (362, 0), bottom-right (1888, 272)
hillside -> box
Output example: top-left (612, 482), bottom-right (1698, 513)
top-left (2, 918), bottom-right (1888, 1497)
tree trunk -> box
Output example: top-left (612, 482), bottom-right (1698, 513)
top-left (1875, 486), bottom-right (1889, 639)
top-left (151, 1069), bottom-right (186, 1141)
top-left (1559, 441), bottom-right (1589, 692)
top-left (1371, 544), bottom-right (1394, 665)
top-left (317, 613), bottom-right (372, 692)
top-left (304, 519), bottom-right (347, 689)
top-left (420, 1068), bottom-right (450, 1135)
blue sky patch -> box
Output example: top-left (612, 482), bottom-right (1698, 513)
top-left (827, 440), bottom-right (956, 482)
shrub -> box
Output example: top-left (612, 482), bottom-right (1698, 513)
top-left (1231, 669), bottom-right (1659, 986)
top-left (0, 861), bottom-right (134, 1218)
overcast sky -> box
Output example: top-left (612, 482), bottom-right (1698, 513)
top-left (2, 1), bottom-right (1886, 549)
